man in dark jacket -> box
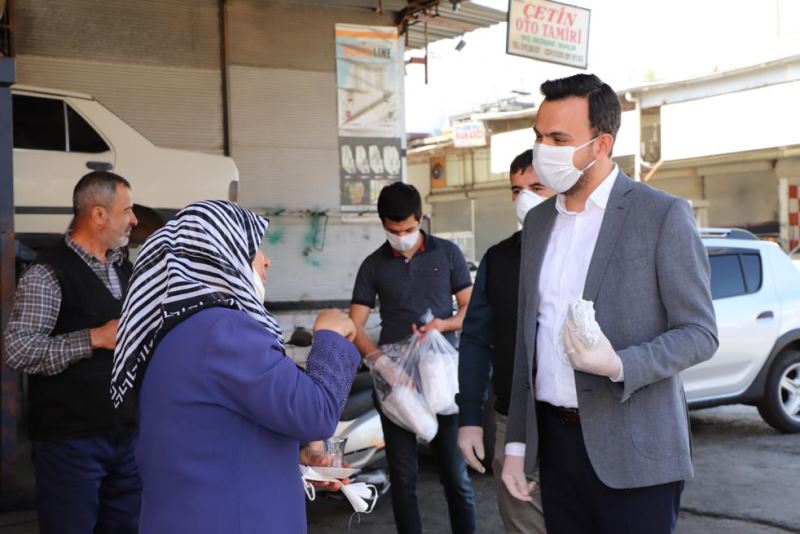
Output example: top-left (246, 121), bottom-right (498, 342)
top-left (3, 171), bottom-right (140, 533)
top-left (457, 149), bottom-right (553, 533)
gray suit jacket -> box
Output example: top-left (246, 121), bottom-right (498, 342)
top-left (505, 170), bottom-right (719, 489)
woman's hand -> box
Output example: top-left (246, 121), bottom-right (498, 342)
top-left (313, 309), bottom-right (356, 341)
top-left (300, 442), bottom-right (349, 491)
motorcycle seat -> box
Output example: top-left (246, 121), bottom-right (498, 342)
top-left (350, 371), bottom-right (373, 393)
top-left (341, 372), bottom-right (375, 421)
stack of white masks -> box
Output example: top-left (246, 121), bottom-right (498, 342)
top-left (381, 385), bottom-right (438, 442)
top-left (561, 299), bottom-right (602, 363)
top-left (300, 466), bottom-right (378, 514)
top-left (341, 483), bottom-right (379, 514)
top-left (419, 349), bottom-right (459, 415)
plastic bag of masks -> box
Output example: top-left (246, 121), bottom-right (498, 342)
top-left (368, 318), bottom-right (459, 441)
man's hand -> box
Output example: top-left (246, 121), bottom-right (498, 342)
top-left (90, 319), bottom-right (119, 350)
top-left (413, 318), bottom-right (447, 335)
top-left (501, 454), bottom-right (536, 502)
top-left (564, 318), bottom-right (622, 379)
top-left (457, 426), bottom-right (486, 474)
top-left (314, 309), bottom-right (356, 341)
top-left (349, 304), bottom-right (378, 356)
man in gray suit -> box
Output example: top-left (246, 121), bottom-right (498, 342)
top-left (501, 73), bottom-right (719, 533)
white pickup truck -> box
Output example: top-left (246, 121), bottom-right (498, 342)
top-left (11, 85), bottom-right (238, 253)
top-left (684, 229), bottom-right (800, 433)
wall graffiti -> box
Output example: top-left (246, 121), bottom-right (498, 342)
top-left (302, 210), bottom-right (328, 268)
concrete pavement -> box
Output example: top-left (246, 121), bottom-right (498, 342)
top-left (1, 406), bottom-right (798, 533)
top-left (307, 405), bottom-right (799, 533)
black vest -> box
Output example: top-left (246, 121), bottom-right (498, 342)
top-left (484, 231), bottom-right (522, 416)
top-left (27, 240), bottom-right (135, 442)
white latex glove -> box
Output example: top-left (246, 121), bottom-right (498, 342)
top-left (457, 426), bottom-right (486, 474)
top-left (564, 317), bottom-right (622, 379)
top-left (501, 454), bottom-right (536, 502)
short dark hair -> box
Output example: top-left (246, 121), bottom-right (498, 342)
top-left (377, 182), bottom-right (422, 223)
top-left (510, 149), bottom-right (532, 176)
top-left (540, 74), bottom-right (621, 139)
top-left (73, 171), bottom-right (131, 218)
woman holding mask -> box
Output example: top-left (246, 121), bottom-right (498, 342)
top-left (111, 201), bottom-right (359, 533)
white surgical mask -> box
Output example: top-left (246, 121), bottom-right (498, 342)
top-left (515, 189), bottom-right (546, 225)
top-left (532, 137), bottom-right (599, 193)
top-left (385, 230), bottom-right (420, 252)
top-left (252, 269), bottom-right (266, 303)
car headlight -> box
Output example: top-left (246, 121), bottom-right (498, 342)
top-left (228, 179), bottom-right (239, 202)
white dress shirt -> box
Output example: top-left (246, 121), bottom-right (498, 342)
top-left (506, 165), bottom-right (619, 458)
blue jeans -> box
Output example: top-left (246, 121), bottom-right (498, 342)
top-left (31, 434), bottom-right (141, 534)
top-left (379, 408), bottom-right (476, 534)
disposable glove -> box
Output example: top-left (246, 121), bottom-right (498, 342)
top-left (501, 454), bottom-right (536, 502)
top-left (564, 316), bottom-right (623, 380)
top-left (457, 426), bottom-right (486, 474)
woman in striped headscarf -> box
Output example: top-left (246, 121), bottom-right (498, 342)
top-left (111, 200), bottom-right (360, 534)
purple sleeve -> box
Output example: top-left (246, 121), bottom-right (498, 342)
top-left (205, 314), bottom-right (360, 442)
top-left (305, 330), bottom-right (361, 414)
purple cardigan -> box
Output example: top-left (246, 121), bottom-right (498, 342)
top-left (136, 307), bottom-right (360, 533)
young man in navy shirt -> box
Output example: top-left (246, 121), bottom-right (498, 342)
top-left (350, 182), bottom-right (476, 534)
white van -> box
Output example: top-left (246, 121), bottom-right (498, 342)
top-left (11, 85), bottom-right (238, 253)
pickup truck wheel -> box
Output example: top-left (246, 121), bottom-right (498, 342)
top-left (130, 205), bottom-right (164, 247)
top-left (757, 349), bottom-right (800, 433)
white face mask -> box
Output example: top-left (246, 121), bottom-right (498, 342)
top-left (532, 136), bottom-right (599, 193)
top-left (385, 229), bottom-right (420, 252)
top-left (252, 269), bottom-right (266, 304)
top-left (515, 189), bottom-right (546, 225)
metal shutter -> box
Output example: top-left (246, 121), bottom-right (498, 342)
top-left (14, 0), bottom-right (223, 154)
top-left (229, 65), bottom-right (339, 209)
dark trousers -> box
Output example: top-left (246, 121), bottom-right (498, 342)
top-left (378, 408), bottom-right (476, 534)
top-left (31, 434), bottom-right (141, 534)
top-left (537, 403), bottom-right (683, 534)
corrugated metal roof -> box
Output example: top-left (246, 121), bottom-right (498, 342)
top-left (282, 0), bottom-right (408, 9)
top-left (280, 1), bottom-right (506, 50)
top-left (404, 2), bottom-right (506, 49)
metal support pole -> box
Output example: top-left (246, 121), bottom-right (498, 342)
top-left (0, 55), bottom-right (17, 495)
top-left (423, 22), bottom-right (428, 85)
top-left (218, 0), bottom-right (231, 157)
top-left (624, 91), bottom-right (641, 181)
